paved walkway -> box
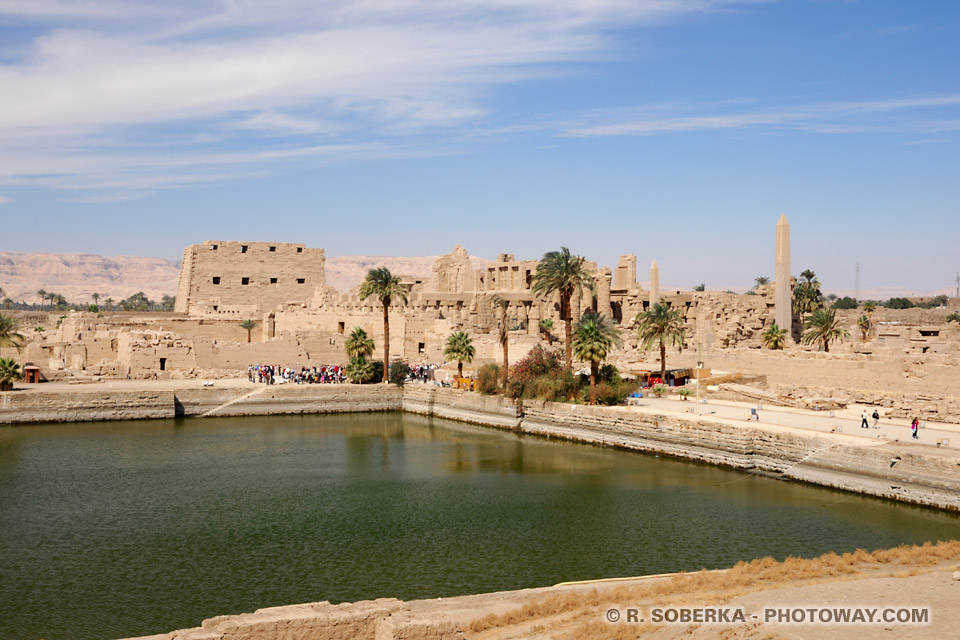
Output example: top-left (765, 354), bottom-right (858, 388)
top-left (633, 394), bottom-right (960, 454)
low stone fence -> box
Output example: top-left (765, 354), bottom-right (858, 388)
top-left (0, 389), bottom-right (176, 423)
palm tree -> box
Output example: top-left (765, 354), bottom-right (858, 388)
top-left (444, 330), bottom-right (475, 380)
top-left (792, 269), bottom-right (823, 317)
top-left (91, 292), bottom-right (100, 306)
top-left (104, 298), bottom-right (115, 311)
top-left (345, 327), bottom-right (375, 360)
top-left (636, 302), bottom-right (686, 381)
top-left (530, 247), bottom-right (596, 372)
top-left (761, 323), bottom-right (788, 350)
top-left (802, 308), bottom-right (849, 352)
top-left (345, 356), bottom-right (374, 384)
top-left (239, 319), bottom-right (258, 343)
top-left (754, 276), bottom-right (770, 286)
top-left (856, 314), bottom-right (871, 341)
top-left (572, 310), bottom-right (623, 404)
top-left (693, 283), bottom-right (705, 292)
top-left (0, 357), bottom-right (21, 391)
top-left (0, 314), bottom-right (26, 351)
top-left (491, 296), bottom-right (513, 391)
top-left (359, 268), bottom-right (408, 383)
top-left (37, 289), bottom-right (47, 311)
top-left (863, 301), bottom-right (876, 317)
top-left (538, 318), bottom-right (554, 343)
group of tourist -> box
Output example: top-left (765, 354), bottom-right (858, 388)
top-left (248, 364), bottom-right (346, 385)
top-left (247, 362), bottom-right (446, 385)
top-left (860, 409), bottom-right (922, 439)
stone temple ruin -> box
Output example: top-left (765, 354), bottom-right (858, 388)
top-left (5, 216), bottom-right (960, 423)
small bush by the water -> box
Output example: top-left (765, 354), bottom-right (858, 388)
top-left (388, 361), bottom-right (409, 386)
top-left (370, 360), bottom-right (384, 383)
top-left (477, 363), bottom-right (501, 394)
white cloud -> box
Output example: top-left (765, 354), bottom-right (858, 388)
top-left (0, 0), bottom-right (768, 198)
top-left (565, 95), bottom-right (960, 137)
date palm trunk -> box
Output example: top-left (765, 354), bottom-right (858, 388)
top-left (660, 340), bottom-right (666, 382)
top-left (589, 360), bottom-right (598, 405)
top-left (562, 293), bottom-right (572, 372)
top-left (382, 302), bottom-right (390, 383)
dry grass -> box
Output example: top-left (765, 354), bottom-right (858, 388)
top-left (468, 540), bottom-right (960, 635)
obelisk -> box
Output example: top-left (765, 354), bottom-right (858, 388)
top-left (650, 259), bottom-right (660, 307)
top-left (775, 213), bottom-right (792, 334)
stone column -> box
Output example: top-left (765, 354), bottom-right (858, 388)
top-left (598, 268), bottom-right (612, 317)
top-left (649, 260), bottom-right (660, 307)
top-left (775, 213), bottom-right (792, 335)
top-left (571, 286), bottom-right (582, 322)
top-left (262, 312), bottom-right (275, 340)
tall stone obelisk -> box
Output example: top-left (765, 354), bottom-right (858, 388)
top-left (775, 214), bottom-right (792, 334)
top-left (650, 259), bottom-right (660, 307)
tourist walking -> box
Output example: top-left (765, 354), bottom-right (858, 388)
top-left (872, 409), bottom-right (880, 429)
top-left (861, 410), bottom-right (869, 429)
top-left (911, 417), bottom-right (920, 440)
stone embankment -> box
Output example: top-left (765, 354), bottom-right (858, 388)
top-left (2, 384), bottom-right (959, 511)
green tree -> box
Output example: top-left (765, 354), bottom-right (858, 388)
top-left (754, 276), bottom-right (770, 286)
top-left (444, 330), bottom-right (475, 379)
top-left (693, 283), bottom-right (706, 292)
top-left (160, 294), bottom-right (176, 311)
top-left (884, 297), bottom-right (913, 310)
top-left (120, 292), bottom-right (153, 311)
top-left (358, 267), bottom-right (408, 383)
top-left (345, 327), bottom-right (375, 360)
top-left (572, 310), bottom-right (623, 404)
top-left (538, 318), bottom-right (554, 342)
top-left (104, 298), bottom-right (115, 311)
top-left (863, 301), bottom-right (877, 316)
top-left (792, 269), bottom-right (823, 317)
top-left (761, 323), bottom-right (788, 350)
top-left (802, 308), bottom-right (849, 352)
top-left (388, 361), bottom-right (409, 386)
top-left (37, 289), bottom-right (47, 311)
top-left (636, 302), bottom-right (686, 381)
top-left (0, 357), bottom-right (21, 391)
top-left (345, 356), bottom-right (375, 384)
top-left (239, 319), bottom-right (258, 343)
top-left (832, 296), bottom-right (858, 310)
top-left (91, 292), bottom-right (100, 306)
top-left (491, 295), bottom-right (514, 391)
top-left (0, 314), bottom-right (26, 351)
top-left (945, 312), bottom-right (960, 324)
top-left (530, 247), bottom-right (596, 372)
top-left (856, 313), bottom-right (871, 341)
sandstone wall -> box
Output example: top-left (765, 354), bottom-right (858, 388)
top-left (0, 389), bottom-right (175, 424)
top-left (175, 241), bottom-right (328, 316)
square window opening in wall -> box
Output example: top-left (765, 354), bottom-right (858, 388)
top-left (338, 322), bottom-right (345, 334)
top-left (269, 246), bottom-right (276, 252)
top-left (242, 277), bottom-right (250, 285)
top-left (297, 247), bottom-right (303, 253)
top-left (418, 342), bottom-right (425, 354)
top-left (212, 276), bottom-right (221, 285)
top-left (210, 244), bottom-right (218, 250)
top-left (296, 278), bottom-right (305, 284)
top-left (241, 245), bottom-right (248, 253)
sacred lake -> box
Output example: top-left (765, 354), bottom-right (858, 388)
top-left (1, 412), bottom-right (957, 640)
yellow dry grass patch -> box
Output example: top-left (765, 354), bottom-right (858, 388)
top-left (468, 540), bottom-right (960, 636)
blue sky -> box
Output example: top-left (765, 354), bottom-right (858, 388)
top-left (0, 0), bottom-right (957, 294)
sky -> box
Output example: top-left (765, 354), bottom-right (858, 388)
top-left (0, 0), bottom-right (958, 295)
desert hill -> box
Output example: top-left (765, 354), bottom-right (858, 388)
top-left (0, 250), bottom-right (492, 304)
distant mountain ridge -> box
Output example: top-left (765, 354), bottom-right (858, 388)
top-left (0, 250), bottom-right (492, 304)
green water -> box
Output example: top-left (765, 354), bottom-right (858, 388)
top-left (0, 413), bottom-right (957, 640)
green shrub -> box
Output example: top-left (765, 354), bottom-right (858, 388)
top-left (652, 383), bottom-right (667, 398)
top-left (597, 363), bottom-right (621, 384)
top-left (831, 296), bottom-right (858, 310)
top-left (477, 363), bottom-right (501, 394)
top-left (388, 361), bottom-right (409, 386)
top-left (345, 357), bottom-right (374, 383)
top-left (884, 297), bottom-right (913, 310)
top-left (678, 388), bottom-right (693, 401)
top-left (371, 360), bottom-right (384, 383)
